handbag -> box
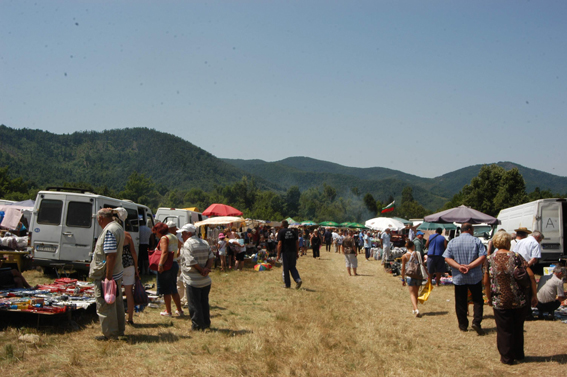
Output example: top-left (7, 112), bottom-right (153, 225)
top-left (133, 277), bottom-right (149, 306)
top-left (149, 246), bottom-right (173, 272)
top-left (513, 253), bottom-right (531, 288)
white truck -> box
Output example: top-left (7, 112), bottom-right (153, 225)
top-left (30, 188), bottom-right (154, 272)
top-left (154, 207), bottom-right (206, 228)
top-left (496, 198), bottom-right (566, 263)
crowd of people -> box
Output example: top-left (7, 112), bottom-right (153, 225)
top-left (86, 211), bottom-right (565, 366)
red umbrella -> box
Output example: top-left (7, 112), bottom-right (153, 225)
top-left (202, 203), bottom-right (243, 217)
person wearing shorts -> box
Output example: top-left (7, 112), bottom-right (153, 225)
top-left (342, 230), bottom-right (358, 276)
top-left (425, 228), bottom-right (448, 286)
top-left (217, 233), bottom-right (228, 271)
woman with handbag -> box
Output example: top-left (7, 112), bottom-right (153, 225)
top-left (122, 231), bottom-right (139, 325)
top-left (484, 231), bottom-right (538, 365)
top-left (401, 240), bottom-right (427, 317)
top-left (152, 222), bottom-right (184, 317)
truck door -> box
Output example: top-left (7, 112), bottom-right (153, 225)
top-left (539, 201), bottom-right (562, 262)
top-left (59, 196), bottom-right (95, 262)
top-left (124, 206), bottom-right (140, 254)
top-left (33, 195), bottom-right (66, 261)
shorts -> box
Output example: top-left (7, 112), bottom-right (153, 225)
top-left (219, 248), bottom-right (227, 256)
top-left (345, 254), bottom-right (358, 268)
top-left (122, 265), bottom-right (135, 286)
top-left (427, 255), bottom-right (446, 274)
top-left (406, 277), bottom-right (423, 286)
top-left (236, 252), bottom-right (245, 262)
top-left (157, 261), bottom-right (179, 295)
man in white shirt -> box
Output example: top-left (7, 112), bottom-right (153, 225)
top-left (381, 229), bottom-right (392, 266)
top-left (536, 266), bottom-right (565, 319)
top-left (512, 228), bottom-right (543, 268)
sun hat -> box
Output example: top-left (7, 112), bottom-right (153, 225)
top-left (514, 227), bottom-right (532, 234)
top-left (179, 224), bottom-right (197, 234)
top-left (219, 233), bottom-right (225, 239)
top-left (165, 220), bottom-right (177, 229)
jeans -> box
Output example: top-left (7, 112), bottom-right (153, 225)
top-left (454, 281), bottom-right (483, 330)
top-left (281, 252), bottom-right (301, 288)
top-left (186, 284), bottom-right (211, 330)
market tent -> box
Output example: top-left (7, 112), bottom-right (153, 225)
top-left (424, 205), bottom-right (500, 225)
top-left (348, 222), bottom-right (367, 229)
top-left (194, 216), bottom-right (246, 227)
top-left (417, 221), bottom-right (457, 231)
top-left (202, 203), bottom-right (243, 217)
top-left (183, 207), bottom-right (199, 212)
top-left (285, 217), bottom-right (296, 223)
top-left (339, 222), bottom-right (351, 228)
top-left (301, 220), bottom-right (318, 226)
top-left (365, 217), bottom-right (405, 231)
top-left (319, 221), bottom-right (338, 227)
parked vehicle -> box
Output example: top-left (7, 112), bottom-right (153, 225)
top-left (154, 207), bottom-right (206, 228)
top-left (30, 187), bottom-right (153, 272)
top-left (497, 198), bottom-right (566, 263)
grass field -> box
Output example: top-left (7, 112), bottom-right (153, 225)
top-left (1, 250), bottom-right (566, 377)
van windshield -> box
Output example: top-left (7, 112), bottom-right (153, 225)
top-left (37, 199), bottom-right (63, 225)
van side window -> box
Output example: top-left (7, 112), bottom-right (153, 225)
top-left (37, 199), bottom-right (63, 225)
top-left (125, 208), bottom-right (139, 232)
top-left (66, 202), bottom-right (93, 228)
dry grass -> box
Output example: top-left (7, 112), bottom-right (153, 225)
top-left (1, 252), bottom-right (566, 376)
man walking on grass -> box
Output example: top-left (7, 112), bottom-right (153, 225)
top-left (277, 220), bottom-right (302, 289)
top-left (443, 223), bottom-right (487, 335)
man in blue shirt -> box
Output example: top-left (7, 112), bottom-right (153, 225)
top-left (443, 223), bottom-right (487, 335)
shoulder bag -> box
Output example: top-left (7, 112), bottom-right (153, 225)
top-left (149, 241), bottom-right (173, 272)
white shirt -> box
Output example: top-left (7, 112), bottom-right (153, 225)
top-left (139, 225), bottom-right (151, 245)
top-left (381, 233), bottom-right (391, 248)
top-left (512, 236), bottom-right (542, 261)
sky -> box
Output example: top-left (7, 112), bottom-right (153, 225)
top-left (2, 0), bottom-right (567, 178)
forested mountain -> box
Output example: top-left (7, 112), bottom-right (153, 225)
top-left (0, 125), bottom-right (278, 193)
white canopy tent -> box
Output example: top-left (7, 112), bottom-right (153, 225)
top-left (365, 217), bottom-right (406, 231)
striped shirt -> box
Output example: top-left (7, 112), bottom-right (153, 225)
top-left (443, 233), bottom-right (486, 285)
top-left (180, 236), bottom-right (214, 288)
top-left (102, 231), bottom-right (123, 280)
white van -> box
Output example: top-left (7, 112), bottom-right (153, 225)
top-left (496, 198), bottom-right (567, 263)
top-left (30, 188), bottom-right (154, 272)
top-left (154, 207), bottom-right (206, 228)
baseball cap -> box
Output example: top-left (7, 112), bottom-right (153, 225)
top-left (179, 224), bottom-right (197, 234)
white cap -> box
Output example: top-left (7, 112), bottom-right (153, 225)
top-left (179, 224), bottom-right (197, 234)
top-left (165, 220), bottom-right (177, 229)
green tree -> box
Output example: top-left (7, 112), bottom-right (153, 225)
top-left (493, 168), bottom-right (528, 213)
top-left (363, 193), bottom-right (377, 215)
top-left (0, 166), bottom-right (33, 200)
top-left (284, 186), bottom-right (301, 217)
top-left (120, 171), bottom-right (159, 208)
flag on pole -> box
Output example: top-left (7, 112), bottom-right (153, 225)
top-left (381, 201), bottom-right (395, 214)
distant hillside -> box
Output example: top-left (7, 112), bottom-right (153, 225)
top-left (0, 125), bottom-right (278, 192)
top-left (223, 157), bottom-right (449, 210)
top-left (224, 157), bottom-right (567, 210)
top-left (429, 162), bottom-right (567, 197)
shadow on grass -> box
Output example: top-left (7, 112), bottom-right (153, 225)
top-left (130, 322), bottom-right (178, 329)
top-left (211, 328), bottom-right (253, 336)
top-left (301, 288), bottom-right (317, 292)
top-left (354, 274), bottom-right (374, 277)
top-left (125, 332), bottom-right (192, 344)
top-left (520, 354), bottom-right (567, 364)
top-left (421, 311), bottom-right (449, 317)
top-left (210, 305), bottom-right (227, 310)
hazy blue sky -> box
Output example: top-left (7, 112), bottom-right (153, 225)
top-left (2, 1), bottom-right (566, 178)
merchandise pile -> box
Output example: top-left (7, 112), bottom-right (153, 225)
top-left (0, 277), bottom-right (96, 314)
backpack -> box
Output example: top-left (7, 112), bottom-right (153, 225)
top-left (405, 252), bottom-right (423, 279)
